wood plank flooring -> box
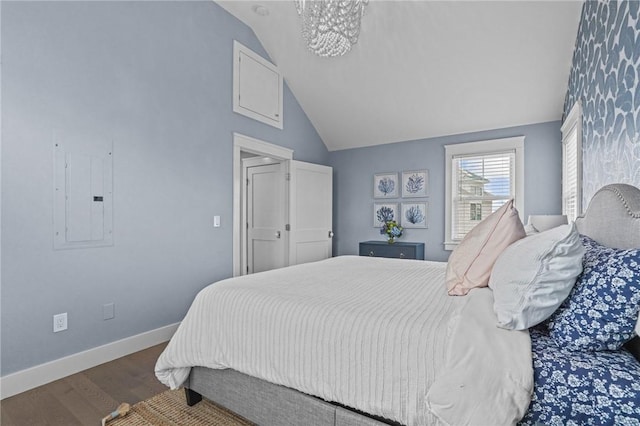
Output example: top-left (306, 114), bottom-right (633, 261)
top-left (1, 342), bottom-right (168, 426)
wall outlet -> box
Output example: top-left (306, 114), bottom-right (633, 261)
top-left (103, 303), bottom-right (115, 320)
top-left (53, 313), bottom-right (67, 333)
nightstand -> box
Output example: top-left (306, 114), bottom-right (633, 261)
top-left (358, 241), bottom-right (425, 260)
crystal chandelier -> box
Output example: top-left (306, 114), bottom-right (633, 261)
top-left (295, 0), bottom-right (368, 57)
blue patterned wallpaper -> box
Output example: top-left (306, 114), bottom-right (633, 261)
top-left (564, 0), bottom-right (640, 205)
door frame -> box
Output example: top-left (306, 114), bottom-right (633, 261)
top-left (233, 133), bottom-right (293, 277)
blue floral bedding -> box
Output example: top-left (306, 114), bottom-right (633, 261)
top-left (519, 328), bottom-right (640, 425)
top-left (546, 235), bottom-right (640, 352)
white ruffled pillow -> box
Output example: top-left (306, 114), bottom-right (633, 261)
top-left (489, 223), bottom-right (584, 330)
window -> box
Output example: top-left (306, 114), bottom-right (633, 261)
top-left (561, 101), bottom-right (582, 222)
top-left (470, 203), bottom-right (482, 221)
top-left (445, 137), bottom-right (524, 250)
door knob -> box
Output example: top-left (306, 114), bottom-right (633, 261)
top-left (276, 231), bottom-right (281, 239)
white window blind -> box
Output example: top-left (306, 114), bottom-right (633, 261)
top-left (561, 102), bottom-right (582, 222)
top-left (451, 151), bottom-right (515, 240)
top-left (444, 136), bottom-right (524, 251)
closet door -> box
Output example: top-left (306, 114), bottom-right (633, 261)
top-left (288, 161), bottom-right (333, 265)
top-left (246, 161), bottom-right (286, 274)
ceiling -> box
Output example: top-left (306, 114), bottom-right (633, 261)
top-left (217, 0), bottom-right (583, 151)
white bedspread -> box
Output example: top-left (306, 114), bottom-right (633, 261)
top-left (155, 256), bottom-right (532, 425)
top-left (156, 256), bottom-right (460, 425)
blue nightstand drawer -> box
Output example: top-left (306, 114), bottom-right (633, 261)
top-left (358, 241), bottom-right (425, 260)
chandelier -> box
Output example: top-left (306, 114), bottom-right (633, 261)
top-left (295, 0), bottom-right (368, 57)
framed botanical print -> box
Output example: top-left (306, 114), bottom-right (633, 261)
top-left (373, 203), bottom-right (398, 227)
top-left (373, 173), bottom-right (399, 198)
top-left (401, 202), bottom-right (428, 228)
top-left (401, 170), bottom-right (429, 197)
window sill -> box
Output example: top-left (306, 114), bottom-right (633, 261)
top-left (444, 241), bottom-right (459, 251)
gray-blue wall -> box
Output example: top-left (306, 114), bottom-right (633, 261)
top-left (564, 0), bottom-right (640, 205)
top-left (1, 1), bottom-right (328, 375)
top-left (329, 121), bottom-right (562, 262)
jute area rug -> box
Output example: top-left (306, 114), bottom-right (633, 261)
top-left (110, 389), bottom-right (254, 426)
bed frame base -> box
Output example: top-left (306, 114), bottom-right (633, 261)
top-left (186, 367), bottom-right (393, 426)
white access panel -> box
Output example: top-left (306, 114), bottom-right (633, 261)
top-left (233, 40), bottom-right (283, 129)
top-left (54, 141), bottom-right (113, 249)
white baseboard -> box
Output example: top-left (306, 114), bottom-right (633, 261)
top-left (0, 322), bottom-right (180, 399)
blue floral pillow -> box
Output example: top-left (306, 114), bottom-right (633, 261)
top-left (546, 235), bottom-right (640, 351)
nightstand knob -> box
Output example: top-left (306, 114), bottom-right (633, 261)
top-left (369, 251), bottom-right (375, 256)
top-left (399, 252), bottom-right (405, 258)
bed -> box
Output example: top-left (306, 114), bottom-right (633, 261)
top-left (156, 183), bottom-right (640, 425)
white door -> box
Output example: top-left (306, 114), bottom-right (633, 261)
top-left (288, 161), bottom-right (333, 265)
top-left (246, 161), bottom-right (287, 274)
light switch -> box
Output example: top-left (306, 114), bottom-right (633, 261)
top-left (214, 215), bottom-right (221, 227)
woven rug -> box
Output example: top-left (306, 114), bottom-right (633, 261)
top-left (110, 389), bottom-right (254, 426)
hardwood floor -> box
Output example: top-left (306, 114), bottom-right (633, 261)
top-left (1, 342), bottom-right (168, 426)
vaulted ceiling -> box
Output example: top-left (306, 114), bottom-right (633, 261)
top-left (217, 1), bottom-right (583, 151)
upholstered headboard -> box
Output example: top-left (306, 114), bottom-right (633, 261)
top-left (575, 183), bottom-right (640, 249)
top-left (575, 183), bottom-right (640, 361)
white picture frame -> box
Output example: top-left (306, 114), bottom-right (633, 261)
top-left (373, 173), bottom-right (399, 198)
top-left (373, 203), bottom-right (398, 227)
top-left (401, 170), bottom-right (429, 198)
top-left (401, 202), bottom-right (428, 228)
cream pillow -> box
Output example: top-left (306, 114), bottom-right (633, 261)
top-left (446, 199), bottom-right (525, 296)
top-left (489, 223), bottom-right (585, 330)
top-left (636, 312), bottom-right (640, 336)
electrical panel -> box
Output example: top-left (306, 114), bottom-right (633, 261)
top-left (54, 140), bottom-right (113, 249)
